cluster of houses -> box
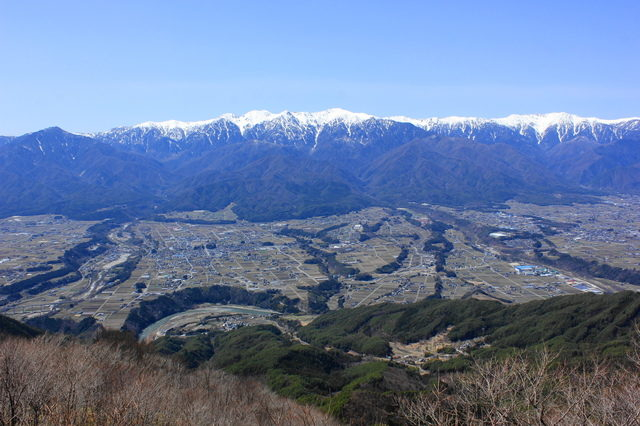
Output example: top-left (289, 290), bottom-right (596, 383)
top-left (513, 264), bottom-right (554, 276)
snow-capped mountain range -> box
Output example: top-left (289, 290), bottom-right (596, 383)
top-left (94, 108), bottom-right (640, 155)
top-left (2, 109), bottom-right (640, 221)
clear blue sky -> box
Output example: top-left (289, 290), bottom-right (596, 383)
top-left (1, 0), bottom-right (639, 135)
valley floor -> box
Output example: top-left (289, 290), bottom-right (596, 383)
top-left (1, 196), bottom-right (639, 329)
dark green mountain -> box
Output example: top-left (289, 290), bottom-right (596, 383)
top-left (0, 127), bottom-right (174, 218)
top-left (170, 151), bottom-right (374, 221)
top-left (362, 137), bottom-right (574, 206)
top-left (0, 121), bottom-right (637, 221)
top-left (0, 314), bottom-right (42, 338)
top-left (299, 290), bottom-right (640, 358)
top-left (548, 137), bottom-right (640, 192)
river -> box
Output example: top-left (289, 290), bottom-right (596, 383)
top-left (139, 304), bottom-right (278, 341)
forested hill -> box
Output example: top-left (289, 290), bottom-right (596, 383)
top-left (299, 290), bottom-right (640, 358)
top-left (0, 314), bottom-right (42, 338)
top-left (3, 291), bottom-right (640, 424)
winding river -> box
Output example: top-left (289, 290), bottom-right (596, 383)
top-left (139, 304), bottom-right (278, 341)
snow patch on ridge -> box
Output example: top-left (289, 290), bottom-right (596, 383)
top-left (122, 108), bottom-right (376, 137)
top-left (101, 109), bottom-right (640, 144)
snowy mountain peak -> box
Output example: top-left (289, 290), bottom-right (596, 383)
top-left (122, 110), bottom-right (640, 136)
top-left (133, 118), bottom-right (220, 132)
top-left (94, 109), bottom-right (640, 152)
top-left (220, 108), bottom-right (375, 132)
top-left (119, 108), bottom-right (378, 137)
top-left (389, 112), bottom-right (640, 142)
top-left (493, 113), bottom-right (583, 138)
top-left (293, 108), bottom-right (374, 126)
top-left (493, 113), bottom-right (640, 141)
top-left (219, 110), bottom-right (282, 133)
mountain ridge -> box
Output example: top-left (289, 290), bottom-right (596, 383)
top-left (98, 109), bottom-right (640, 136)
top-left (1, 111), bottom-right (639, 221)
top-left (92, 109), bottom-right (640, 149)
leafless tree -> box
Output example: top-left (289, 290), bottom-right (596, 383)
top-left (398, 346), bottom-right (640, 426)
top-left (0, 335), bottom-right (336, 425)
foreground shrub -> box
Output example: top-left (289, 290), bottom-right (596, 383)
top-left (399, 348), bottom-right (640, 425)
top-left (0, 335), bottom-right (335, 425)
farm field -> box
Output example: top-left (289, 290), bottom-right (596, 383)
top-left (1, 197), bottom-right (639, 331)
top-left (0, 215), bottom-right (97, 288)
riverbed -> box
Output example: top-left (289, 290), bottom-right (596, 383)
top-left (139, 304), bottom-right (278, 341)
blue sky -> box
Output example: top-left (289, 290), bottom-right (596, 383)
top-left (1, 0), bottom-right (639, 135)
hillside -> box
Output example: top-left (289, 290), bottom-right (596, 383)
top-left (0, 333), bottom-right (334, 425)
top-left (169, 151), bottom-right (374, 221)
top-left (4, 291), bottom-right (640, 424)
top-left (123, 290), bottom-right (640, 423)
top-left (362, 137), bottom-right (572, 206)
top-left (299, 291), bottom-right (640, 358)
top-left (0, 314), bottom-right (41, 338)
top-left (0, 127), bottom-right (173, 219)
top-left (548, 137), bottom-right (640, 192)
